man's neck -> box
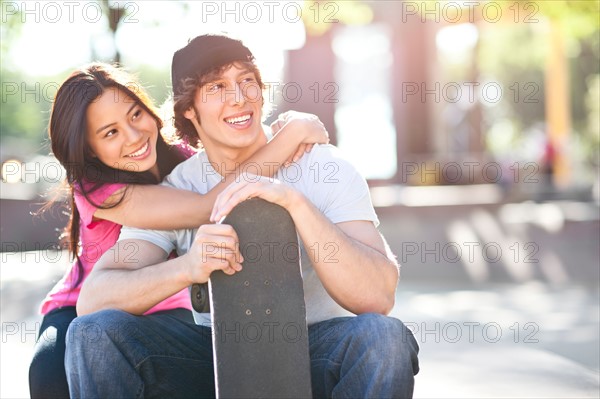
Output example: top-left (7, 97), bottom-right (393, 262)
top-left (204, 130), bottom-right (268, 177)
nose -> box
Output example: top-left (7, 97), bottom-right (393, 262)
top-left (124, 124), bottom-right (143, 144)
top-left (225, 82), bottom-right (247, 107)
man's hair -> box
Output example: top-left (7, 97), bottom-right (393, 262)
top-left (171, 34), bottom-right (265, 147)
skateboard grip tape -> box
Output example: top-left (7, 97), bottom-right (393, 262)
top-left (209, 198), bottom-right (312, 398)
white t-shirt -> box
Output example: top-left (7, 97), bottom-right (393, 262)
top-left (119, 144), bottom-right (379, 325)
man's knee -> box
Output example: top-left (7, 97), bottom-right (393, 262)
top-left (66, 309), bottom-right (139, 361)
top-left (351, 313), bottom-right (419, 370)
top-left (351, 313), bottom-right (408, 340)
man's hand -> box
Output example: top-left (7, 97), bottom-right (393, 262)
top-left (210, 175), bottom-right (299, 223)
top-left (209, 174), bottom-right (399, 315)
top-left (181, 224), bottom-right (244, 283)
top-left (271, 111), bottom-right (329, 165)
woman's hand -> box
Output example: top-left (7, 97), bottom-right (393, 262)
top-left (270, 111), bottom-right (329, 165)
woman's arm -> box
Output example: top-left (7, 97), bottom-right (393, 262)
top-left (94, 111), bottom-right (329, 229)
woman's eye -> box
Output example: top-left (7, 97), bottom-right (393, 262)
top-left (105, 129), bottom-right (117, 138)
top-left (132, 108), bottom-right (142, 120)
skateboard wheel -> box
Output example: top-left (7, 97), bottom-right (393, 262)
top-left (190, 283), bottom-right (210, 313)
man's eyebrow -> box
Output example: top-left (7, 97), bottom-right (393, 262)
top-left (95, 103), bottom-right (136, 135)
top-left (201, 75), bottom-right (222, 85)
top-left (201, 68), bottom-right (253, 85)
top-left (236, 69), bottom-right (253, 76)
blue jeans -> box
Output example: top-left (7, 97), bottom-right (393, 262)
top-left (66, 310), bottom-right (419, 398)
top-left (30, 306), bottom-right (78, 399)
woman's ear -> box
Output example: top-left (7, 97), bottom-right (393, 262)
top-left (184, 107), bottom-right (196, 121)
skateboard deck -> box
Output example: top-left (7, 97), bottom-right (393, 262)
top-left (208, 198), bottom-right (312, 398)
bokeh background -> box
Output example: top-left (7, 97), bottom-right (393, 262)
top-left (1, 1), bottom-right (599, 397)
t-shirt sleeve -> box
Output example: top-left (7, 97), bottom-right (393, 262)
top-left (116, 157), bottom-right (197, 255)
top-left (116, 178), bottom-right (178, 254)
top-left (302, 145), bottom-right (380, 227)
top-left (118, 225), bottom-right (177, 255)
top-left (74, 182), bottom-right (126, 228)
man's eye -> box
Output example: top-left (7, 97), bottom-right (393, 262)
top-left (207, 83), bottom-right (224, 93)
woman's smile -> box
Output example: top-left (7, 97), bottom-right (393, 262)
top-left (125, 139), bottom-right (151, 159)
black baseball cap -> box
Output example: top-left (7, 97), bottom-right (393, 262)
top-left (171, 34), bottom-right (254, 96)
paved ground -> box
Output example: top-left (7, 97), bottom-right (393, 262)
top-left (1, 199), bottom-right (599, 398)
top-left (392, 283), bottom-right (600, 398)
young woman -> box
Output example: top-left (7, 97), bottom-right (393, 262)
top-left (28, 62), bottom-right (328, 398)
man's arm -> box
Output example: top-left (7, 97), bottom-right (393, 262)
top-left (77, 239), bottom-right (185, 316)
top-left (290, 199), bottom-right (398, 315)
top-left (210, 177), bottom-right (399, 315)
top-left (77, 224), bottom-right (243, 316)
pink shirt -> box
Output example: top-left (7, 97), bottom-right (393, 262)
top-left (40, 181), bottom-right (191, 315)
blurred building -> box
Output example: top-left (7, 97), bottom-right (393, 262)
top-left (1, 0), bottom-right (597, 251)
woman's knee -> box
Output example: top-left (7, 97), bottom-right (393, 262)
top-left (29, 322), bottom-right (71, 398)
top-left (29, 346), bottom-right (69, 398)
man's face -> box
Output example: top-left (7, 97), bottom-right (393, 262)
top-left (185, 63), bottom-right (265, 159)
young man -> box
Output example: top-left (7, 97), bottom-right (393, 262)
top-left (66, 34), bottom-right (419, 398)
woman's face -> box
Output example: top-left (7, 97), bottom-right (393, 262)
top-left (86, 87), bottom-right (159, 174)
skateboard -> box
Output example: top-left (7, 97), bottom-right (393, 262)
top-left (207, 198), bottom-right (312, 398)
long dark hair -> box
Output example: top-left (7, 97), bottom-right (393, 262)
top-left (48, 63), bottom-right (187, 286)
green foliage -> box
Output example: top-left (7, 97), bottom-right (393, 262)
top-left (0, 0), bottom-right (24, 57)
top-left (134, 65), bottom-right (171, 107)
top-left (583, 74), bottom-right (600, 166)
top-left (467, 1), bottom-right (599, 177)
top-left (477, 23), bottom-right (546, 128)
top-left (0, 68), bottom-right (67, 152)
top-left (302, 0), bottom-right (373, 36)
top-left (475, 3), bottom-right (599, 111)
top-left (532, 0), bottom-right (600, 37)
